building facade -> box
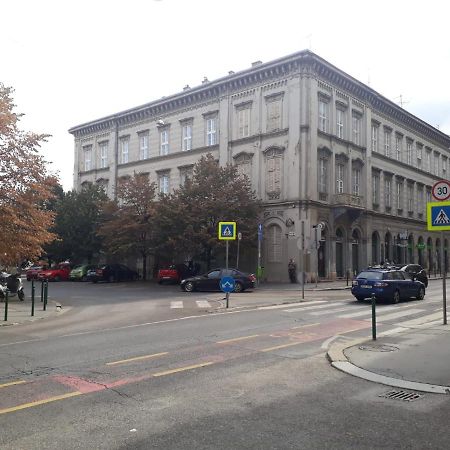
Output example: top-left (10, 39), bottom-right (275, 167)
top-left (70, 50), bottom-right (450, 282)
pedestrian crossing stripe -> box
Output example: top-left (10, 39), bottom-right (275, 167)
top-left (218, 221), bottom-right (237, 240)
top-left (427, 201), bottom-right (450, 230)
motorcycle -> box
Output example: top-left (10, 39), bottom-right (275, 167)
top-left (0, 272), bottom-right (25, 301)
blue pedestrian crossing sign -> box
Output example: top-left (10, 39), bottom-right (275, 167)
top-left (220, 276), bottom-right (235, 293)
top-left (218, 221), bottom-right (237, 240)
top-left (427, 201), bottom-right (450, 231)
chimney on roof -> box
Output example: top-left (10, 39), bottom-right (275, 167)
top-left (202, 76), bottom-right (209, 84)
top-left (183, 84), bottom-right (190, 90)
top-left (252, 60), bottom-right (262, 67)
top-left (228, 70), bottom-right (235, 75)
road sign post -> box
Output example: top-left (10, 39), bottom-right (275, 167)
top-left (257, 224), bottom-right (263, 286)
top-left (428, 181), bottom-right (450, 325)
top-left (218, 222), bottom-right (237, 308)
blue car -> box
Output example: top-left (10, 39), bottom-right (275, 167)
top-left (351, 269), bottom-right (425, 303)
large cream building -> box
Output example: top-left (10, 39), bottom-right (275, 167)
top-left (70, 50), bottom-right (450, 282)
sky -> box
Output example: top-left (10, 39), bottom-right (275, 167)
top-left (2, 0), bottom-right (450, 191)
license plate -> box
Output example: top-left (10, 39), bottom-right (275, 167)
top-left (361, 284), bottom-right (371, 288)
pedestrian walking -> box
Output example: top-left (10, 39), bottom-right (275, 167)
top-left (288, 258), bottom-right (297, 283)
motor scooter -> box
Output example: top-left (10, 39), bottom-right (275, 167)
top-left (0, 272), bottom-right (25, 301)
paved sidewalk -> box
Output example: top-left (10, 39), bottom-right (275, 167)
top-left (327, 321), bottom-right (450, 394)
top-left (0, 299), bottom-right (62, 327)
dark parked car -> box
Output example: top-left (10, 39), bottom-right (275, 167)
top-left (400, 264), bottom-right (428, 288)
top-left (180, 268), bottom-right (256, 293)
top-left (351, 269), bottom-right (425, 303)
top-left (89, 264), bottom-right (139, 283)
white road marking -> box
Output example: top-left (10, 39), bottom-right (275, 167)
top-left (284, 302), bottom-right (345, 313)
top-left (369, 308), bottom-right (424, 322)
top-left (258, 301), bottom-right (326, 310)
top-left (170, 301), bottom-right (183, 309)
top-left (196, 300), bottom-right (211, 308)
top-left (378, 327), bottom-right (405, 336)
top-left (395, 312), bottom-right (443, 327)
top-left (338, 305), bottom-right (399, 318)
top-left (310, 306), bottom-right (365, 316)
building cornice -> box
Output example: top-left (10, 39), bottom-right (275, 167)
top-left (69, 50), bottom-right (450, 148)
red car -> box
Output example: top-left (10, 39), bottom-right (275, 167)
top-left (26, 265), bottom-right (45, 281)
top-left (157, 264), bottom-right (195, 284)
top-left (37, 263), bottom-right (71, 282)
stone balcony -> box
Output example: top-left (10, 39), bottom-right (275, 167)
top-left (332, 193), bottom-right (364, 208)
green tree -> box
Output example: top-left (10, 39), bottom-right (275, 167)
top-left (44, 184), bottom-right (108, 264)
top-left (154, 153), bottom-right (261, 269)
top-left (98, 173), bottom-right (157, 279)
top-left (0, 83), bottom-right (57, 266)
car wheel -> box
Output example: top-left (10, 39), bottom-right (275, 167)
top-left (54, 276), bottom-right (60, 282)
top-left (27, 277), bottom-right (30, 281)
top-left (81, 275), bottom-right (88, 282)
top-left (184, 281), bottom-right (195, 292)
top-left (234, 282), bottom-right (243, 293)
top-left (417, 286), bottom-right (425, 300)
top-left (18, 290), bottom-right (25, 301)
top-left (392, 290), bottom-right (400, 304)
top-left (355, 297), bottom-right (365, 302)
top-left (108, 275), bottom-right (115, 283)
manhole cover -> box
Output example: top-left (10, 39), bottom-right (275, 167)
top-left (379, 390), bottom-right (423, 402)
top-left (358, 344), bottom-right (399, 352)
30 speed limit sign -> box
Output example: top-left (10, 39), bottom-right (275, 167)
top-left (432, 180), bottom-right (450, 201)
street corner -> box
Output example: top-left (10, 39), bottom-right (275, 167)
top-left (0, 300), bottom-right (68, 327)
top-left (326, 336), bottom-right (367, 364)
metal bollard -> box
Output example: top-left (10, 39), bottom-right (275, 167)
top-left (371, 293), bottom-right (377, 341)
top-left (4, 289), bottom-right (9, 321)
top-left (31, 280), bottom-right (35, 317)
top-left (43, 280), bottom-right (48, 311)
top-left (41, 280), bottom-right (44, 302)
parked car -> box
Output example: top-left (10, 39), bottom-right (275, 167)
top-left (89, 264), bottom-right (139, 283)
top-left (26, 265), bottom-right (45, 281)
top-left (351, 268), bottom-right (425, 303)
top-left (157, 263), bottom-right (195, 284)
top-left (400, 264), bottom-right (428, 288)
top-left (180, 268), bottom-right (256, 293)
top-left (37, 263), bottom-right (72, 282)
top-left (69, 264), bottom-right (97, 281)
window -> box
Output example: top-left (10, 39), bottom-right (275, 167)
top-left (318, 158), bottom-right (328, 193)
top-left (371, 123), bottom-right (378, 153)
top-left (336, 163), bottom-right (345, 194)
top-left (238, 107), bottom-right (251, 138)
top-left (406, 140), bottom-right (412, 165)
top-left (396, 181), bottom-right (403, 212)
top-left (336, 108), bottom-right (345, 139)
top-left (395, 135), bottom-right (402, 161)
top-left (120, 138), bottom-right (129, 164)
top-left (318, 99), bottom-right (329, 133)
top-left (206, 116), bottom-right (217, 146)
top-left (267, 225), bottom-right (282, 262)
top-left (182, 124), bottom-right (192, 151)
top-left (384, 129), bottom-right (391, 157)
top-left (407, 184), bottom-right (414, 212)
top-left (443, 157), bottom-right (447, 176)
top-left (426, 149), bottom-right (431, 172)
top-left (265, 148), bottom-right (283, 198)
top-left (83, 146), bottom-right (92, 171)
top-left (160, 129), bottom-right (169, 155)
top-left (372, 173), bottom-right (380, 205)
top-left (385, 177), bottom-right (392, 208)
top-left (158, 172), bottom-right (170, 194)
top-left (352, 167), bottom-right (361, 196)
top-left (139, 133), bottom-right (149, 160)
top-left (417, 186), bottom-right (424, 216)
top-left (179, 166), bottom-right (193, 186)
top-left (434, 153), bottom-right (439, 175)
top-left (266, 97), bottom-right (282, 132)
top-left (426, 188), bottom-right (432, 204)
top-left (235, 154), bottom-right (252, 182)
top-left (352, 112), bottom-right (361, 145)
top-left (416, 144), bottom-right (422, 169)
top-left (99, 142), bottom-right (108, 169)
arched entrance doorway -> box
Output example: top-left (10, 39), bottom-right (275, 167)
top-left (371, 231), bottom-right (380, 265)
top-left (417, 236), bottom-right (424, 266)
top-left (427, 237), bottom-right (433, 273)
top-left (351, 229), bottom-right (360, 275)
top-left (408, 234), bottom-right (414, 263)
top-left (384, 232), bottom-right (392, 263)
top-left (335, 228), bottom-right (344, 278)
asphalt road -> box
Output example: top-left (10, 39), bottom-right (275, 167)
top-left (0, 280), bottom-right (449, 449)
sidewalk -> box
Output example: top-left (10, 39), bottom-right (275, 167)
top-left (0, 298), bottom-right (62, 327)
top-left (327, 320), bottom-right (450, 394)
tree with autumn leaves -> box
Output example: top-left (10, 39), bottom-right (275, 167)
top-left (0, 83), bottom-right (57, 267)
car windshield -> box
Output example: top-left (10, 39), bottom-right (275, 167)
top-left (357, 271), bottom-right (383, 280)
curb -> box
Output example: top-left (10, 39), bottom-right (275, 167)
top-left (0, 300), bottom-right (67, 327)
top-left (327, 338), bottom-right (450, 395)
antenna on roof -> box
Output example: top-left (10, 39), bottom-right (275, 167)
top-left (394, 95), bottom-right (409, 108)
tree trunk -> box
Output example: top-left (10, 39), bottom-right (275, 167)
top-left (142, 253), bottom-right (147, 280)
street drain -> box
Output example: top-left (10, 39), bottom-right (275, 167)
top-left (379, 390), bottom-right (423, 402)
top-left (359, 344), bottom-right (398, 352)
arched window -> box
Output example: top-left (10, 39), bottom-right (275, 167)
top-left (267, 224), bottom-right (282, 262)
top-left (265, 148), bottom-right (284, 200)
top-left (234, 153), bottom-right (252, 182)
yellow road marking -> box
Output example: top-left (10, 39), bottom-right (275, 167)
top-left (291, 323), bottom-right (320, 329)
top-left (0, 380), bottom-right (26, 389)
top-left (216, 334), bottom-right (260, 344)
top-left (106, 352), bottom-right (169, 366)
top-left (261, 341), bottom-right (304, 352)
top-left (0, 391), bottom-right (82, 415)
top-left (152, 362), bottom-right (214, 377)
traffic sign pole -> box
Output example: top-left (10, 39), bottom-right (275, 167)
top-left (441, 232), bottom-right (447, 325)
top-left (226, 241), bottom-right (229, 308)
